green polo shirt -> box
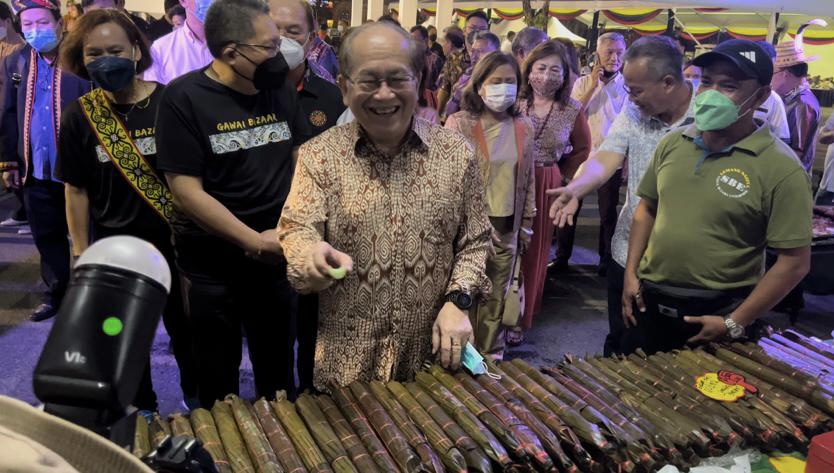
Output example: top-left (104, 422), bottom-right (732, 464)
top-left (636, 123), bottom-right (812, 290)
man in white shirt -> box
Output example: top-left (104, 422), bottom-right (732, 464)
top-left (143, 0), bottom-right (214, 84)
top-left (569, 32), bottom-right (627, 275)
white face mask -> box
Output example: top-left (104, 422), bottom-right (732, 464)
top-left (280, 36), bottom-right (307, 70)
top-left (0, 26), bottom-right (7, 41)
top-left (482, 83), bottom-right (517, 112)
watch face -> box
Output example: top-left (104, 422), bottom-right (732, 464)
top-left (730, 325), bottom-right (744, 338)
top-left (457, 293), bottom-right (472, 309)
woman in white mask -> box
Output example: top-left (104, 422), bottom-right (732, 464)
top-left (445, 51), bottom-right (535, 360)
top-left (512, 40), bottom-right (591, 346)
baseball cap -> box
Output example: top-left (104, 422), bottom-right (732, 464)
top-left (693, 39), bottom-right (773, 85)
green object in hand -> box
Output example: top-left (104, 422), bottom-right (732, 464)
top-left (329, 267), bottom-right (347, 280)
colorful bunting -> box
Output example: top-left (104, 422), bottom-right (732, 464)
top-left (602, 8), bottom-right (662, 26)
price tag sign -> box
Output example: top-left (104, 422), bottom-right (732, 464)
top-left (695, 370), bottom-right (757, 402)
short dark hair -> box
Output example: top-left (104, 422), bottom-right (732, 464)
top-left (444, 28), bottom-right (464, 49)
top-left (786, 62), bottom-right (809, 78)
top-left (472, 30), bottom-right (500, 51)
top-left (60, 9), bottom-right (152, 80)
top-left (520, 40), bottom-right (573, 108)
top-left (339, 21), bottom-right (424, 78)
top-left (163, 0), bottom-right (179, 12)
top-left (461, 51), bottom-right (520, 117)
top-left (0, 2), bottom-right (20, 34)
top-left (410, 25), bottom-right (427, 41)
top-left (204, 0), bottom-right (270, 58)
top-left (167, 4), bottom-right (185, 18)
top-left (81, 0), bottom-right (114, 8)
top-left (511, 27), bottom-right (546, 58)
top-left (623, 35), bottom-right (684, 82)
top-left (465, 10), bottom-right (488, 26)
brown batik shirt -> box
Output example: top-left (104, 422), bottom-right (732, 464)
top-left (278, 117), bottom-right (493, 391)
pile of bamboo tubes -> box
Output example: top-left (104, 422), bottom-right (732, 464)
top-left (133, 335), bottom-right (834, 473)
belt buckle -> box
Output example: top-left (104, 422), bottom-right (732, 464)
top-left (657, 304), bottom-right (679, 319)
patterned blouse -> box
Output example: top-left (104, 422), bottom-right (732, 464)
top-left (519, 98), bottom-right (589, 171)
top-left (278, 118), bottom-right (493, 390)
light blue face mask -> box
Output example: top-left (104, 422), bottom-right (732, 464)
top-left (194, 0), bottom-right (214, 22)
top-left (461, 342), bottom-right (501, 379)
top-left (24, 27), bottom-right (60, 53)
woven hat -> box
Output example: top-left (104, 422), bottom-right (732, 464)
top-left (0, 396), bottom-right (153, 473)
top-left (11, 0), bottom-right (60, 15)
top-left (774, 19), bottom-right (828, 69)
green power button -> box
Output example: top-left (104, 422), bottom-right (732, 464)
top-left (102, 317), bottom-right (123, 336)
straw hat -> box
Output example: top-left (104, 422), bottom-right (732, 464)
top-left (774, 19), bottom-right (828, 69)
top-left (0, 396), bottom-right (153, 473)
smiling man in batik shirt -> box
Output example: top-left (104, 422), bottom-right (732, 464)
top-left (278, 21), bottom-right (492, 391)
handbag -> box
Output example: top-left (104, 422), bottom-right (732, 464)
top-left (501, 255), bottom-right (525, 327)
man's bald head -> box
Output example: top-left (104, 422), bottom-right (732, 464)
top-left (338, 21), bottom-right (424, 78)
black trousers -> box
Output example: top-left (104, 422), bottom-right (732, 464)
top-left (9, 187), bottom-right (27, 221)
top-left (94, 225), bottom-right (198, 410)
top-left (296, 293), bottom-right (318, 393)
top-left (597, 168), bottom-right (623, 263)
top-left (554, 199), bottom-right (583, 264)
top-left (176, 236), bottom-right (296, 407)
top-left (635, 282), bottom-right (750, 355)
top-left (24, 178), bottom-right (70, 307)
top-left (604, 261), bottom-right (643, 356)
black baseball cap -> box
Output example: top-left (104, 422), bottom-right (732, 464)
top-left (693, 39), bottom-right (773, 85)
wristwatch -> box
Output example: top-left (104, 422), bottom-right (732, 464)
top-left (445, 291), bottom-right (473, 311)
top-left (724, 317), bottom-right (745, 339)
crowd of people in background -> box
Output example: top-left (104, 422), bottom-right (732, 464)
top-left (0, 0), bottom-right (827, 411)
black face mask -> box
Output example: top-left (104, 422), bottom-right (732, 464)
top-left (603, 69), bottom-right (618, 79)
top-left (233, 49), bottom-right (289, 90)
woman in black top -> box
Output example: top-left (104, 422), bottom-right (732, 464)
top-left (55, 9), bottom-right (196, 411)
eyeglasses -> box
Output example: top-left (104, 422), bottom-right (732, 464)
top-left (345, 75), bottom-right (416, 93)
top-left (236, 41), bottom-right (281, 56)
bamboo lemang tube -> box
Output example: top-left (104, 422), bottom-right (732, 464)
top-left (406, 382), bottom-right (493, 473)
top-left (315, 395), bottom-right (381, 473)
top-left (369, 381), bottom-right (443, 473)
top-left (191, 408), bottom-right (233, 473)
top-left (271, 393), bottom-right (334, 473)
top-left (133, 414), bottom-right (151, 458)
top-left (329, 384), bottom-right (401, 473)
top-left (213, 400), bottom-right (257, 473)
top-left (415, 371), bottom-right (513, 470)
top-left (253, 399), bottom-right (308, 473)
top-left (452, 371), bottom-right (553, 471)
top-left (426, 366), bottom-right (526, 464)
top-left (150, 413), bottom-right (172, 448)
top-left (348, 382), bottom-right (424, 473)
top-left (227, 395), bottom-right (284, 473)
top-left (294, 393), bottom-right (358, 473)
top-left (474, 373), bottom-right (578, 473)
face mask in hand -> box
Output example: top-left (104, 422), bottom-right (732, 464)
top-left (86, 49), bottom-right (136, 92)
top-left (461, 342), bottom-right (501, 379)
top-left (482, 83), bottom-right (517, 113)
top-left (694, 88), bottom-right (759, 131)
top-left (24, 27), bottom-right (60, 53)
top-left (529, 71), bottom-right (563, 98)
top-left (280, 37), bottom-right (306, 70)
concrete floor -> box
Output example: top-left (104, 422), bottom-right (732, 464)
top-left (1, 186), bottom-right (833, 416)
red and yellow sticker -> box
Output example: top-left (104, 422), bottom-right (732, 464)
top-left (695, 370), bottom-right (757, 402)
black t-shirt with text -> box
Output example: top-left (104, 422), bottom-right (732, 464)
top-left (155, 68), bottom-right (311, 238)
top-left (56, 84), bottom-right (167, 236)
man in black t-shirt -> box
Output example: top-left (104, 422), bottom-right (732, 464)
top-left (155, 0), bottom-right (310, 406)
top-left (269, 0), bottom-right (344, 393)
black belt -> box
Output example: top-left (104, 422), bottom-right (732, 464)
top-left (640, 280), bottom-right (753, 320)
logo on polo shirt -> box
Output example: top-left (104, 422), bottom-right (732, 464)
top-left (716, 168), bottom-right (751, 198)
top-left (309, 110), bottom-right (327, 127)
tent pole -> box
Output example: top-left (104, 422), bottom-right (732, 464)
top-left (768, 12), bottom-right (780, 44)
top-left (666, 9), bottom-right (675, 35)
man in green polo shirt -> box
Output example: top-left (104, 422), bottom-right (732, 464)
top-left (623, 39), bottom-right (812, 354)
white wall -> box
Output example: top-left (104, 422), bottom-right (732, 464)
top-left (125, 0), bottom-right (165, 16)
